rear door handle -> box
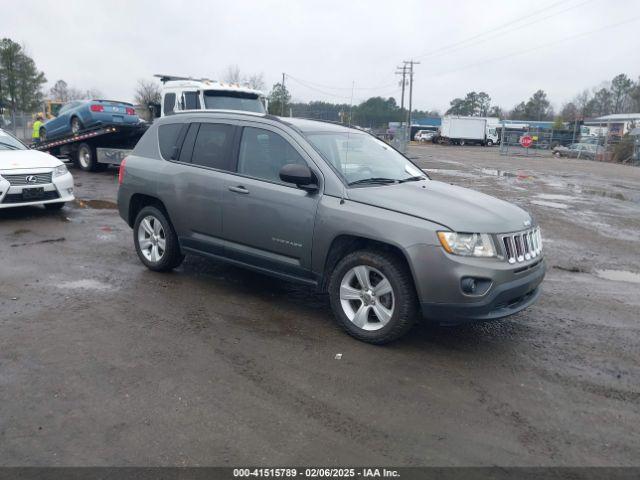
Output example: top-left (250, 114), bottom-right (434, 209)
top-left (228, 185), bottom-right (249, 194)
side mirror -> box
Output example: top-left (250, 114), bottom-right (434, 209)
top-left (279, 164), bottom-right (318, 191)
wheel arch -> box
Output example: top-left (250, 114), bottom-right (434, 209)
top-left (128, 193), bottom-right (170, 228)
top-left (319, 234), bottom-right (417, 293)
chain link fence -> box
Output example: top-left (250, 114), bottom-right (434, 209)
top-left (1, 111), bottom-right (37, 143)
top-left (498, 123), bottom-right (638, 165)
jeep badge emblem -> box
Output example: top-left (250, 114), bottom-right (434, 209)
top-left (524, 219), bottom-right (531, 227)
top-left (26, 175), bottom-right (37, 183)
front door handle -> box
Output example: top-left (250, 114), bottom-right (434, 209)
top-left (228, 185), bottom-right (249, 194)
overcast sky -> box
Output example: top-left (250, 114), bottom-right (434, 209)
top-left (3, 0), bottom-right (639, 113)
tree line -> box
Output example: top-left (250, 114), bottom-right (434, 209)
top-left (445, 73), bottom-right (640, 122)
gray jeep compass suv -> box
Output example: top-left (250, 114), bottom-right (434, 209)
top-left (118, 111), bottom-right (545, 344)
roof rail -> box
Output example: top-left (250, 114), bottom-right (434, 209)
top-left (172, 109), bottom-right (267, 117)
top-left (154, 74), bottom-right (216, 84)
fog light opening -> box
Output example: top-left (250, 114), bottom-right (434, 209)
top-left (461, 277), bottom-right (492, 296)
top-left (461, 278), bottom-right (477, 294)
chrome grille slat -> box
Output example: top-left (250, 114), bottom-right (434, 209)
top-left (500, 227), bottom-right (542, 264)
top-left (2, 172), bottom-right (53, 185)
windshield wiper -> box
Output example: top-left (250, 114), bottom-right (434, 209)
top-left (398, 175), bottom-right (427, 183)
top-left (348, 177), bottom-right (398, 186)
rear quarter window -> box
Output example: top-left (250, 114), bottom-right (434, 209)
top-left (158, 123), bottom-right (186, 160)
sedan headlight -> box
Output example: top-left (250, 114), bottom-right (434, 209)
top-left (437, 231), bottom-right (497, 257)
top-left (53, 164), bottom-right (68, 177)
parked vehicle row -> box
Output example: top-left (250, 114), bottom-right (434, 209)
top-left (117, 111), bottom-right (545, 344)
top-left (553, 143), bottom-right (604, 160)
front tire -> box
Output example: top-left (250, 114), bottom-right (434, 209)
top-left (133, 206), bottom-right (184, 272)
top-left (459, 139), bottom-right (466, 146)
top-left (328, 249), bottom-right (418, 344)
top-left (486, 139), bottom-right (494, 146)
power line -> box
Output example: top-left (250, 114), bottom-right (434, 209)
top-left (414, 0), bottom-right (595, 62)
top-left (431, 14), bottom-right (640, 77)
top-left (412, 0), bottom-right (584, 61)
top-left (284, 73), bottom-right (397, 92)
top-left (285, 75), bottom-right (353, 99)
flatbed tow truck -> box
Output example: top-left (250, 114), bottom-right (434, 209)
top-left (31, 123), bottom-right (148, 171)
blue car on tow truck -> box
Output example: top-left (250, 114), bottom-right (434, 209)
top-left (39, 99), bottom-right (139, 141)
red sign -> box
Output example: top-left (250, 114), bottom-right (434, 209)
top-left (520, 135), bottom-right (533, 148)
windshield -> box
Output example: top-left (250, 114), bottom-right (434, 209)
top-left (305, 132), bottom-right (425, 185)
top-left (0, 130), bottom-right (27, 151)
top-left (203, 91), bottom-right (265, 113)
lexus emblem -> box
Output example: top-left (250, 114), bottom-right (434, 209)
top-left (26, 175), bottom-right (37, 183)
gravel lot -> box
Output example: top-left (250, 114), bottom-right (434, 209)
top-left (1, 144), bottom-right (639, 466)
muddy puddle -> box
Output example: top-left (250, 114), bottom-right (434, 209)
top-left (594, 269), bottom-right (640, 284)
top-left (422, 168), bottom-right (475, 177)
top-left (74, 199), bottom-right (118, 209)
top-left (56, 279), bottom-right (115, 291)
top-left (480, 168), bottom-right (534, 180)
top-left (530, 200), bottom-right (570, 210)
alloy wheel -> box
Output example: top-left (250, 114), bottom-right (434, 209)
top-left (138, 215), bottom-right (166, 263)
top-left (339, 265), bottom-right (395, 331)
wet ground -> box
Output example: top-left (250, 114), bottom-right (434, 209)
top-left (1, 145), bottom-right (639, 466)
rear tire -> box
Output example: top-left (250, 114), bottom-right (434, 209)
top-left (328, 249), bottom-right (418, 344)
top-left (71, 116), bottom-right (83, 135)
top-left (459, 139), bottom-right (466, 146)
top-left (133, 206), bottom-right (184, 272)
top-left (44, 202), bottom-right (65, 210)
top-left (75, 142), bottom-right (97, 171)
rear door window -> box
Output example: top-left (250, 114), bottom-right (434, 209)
top-left (190, 123), bottom-right (235, 170)
top-left (158, 123), bottom-right (187, 160)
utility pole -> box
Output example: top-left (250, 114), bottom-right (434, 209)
top-left (395, 64), bottom-right (407, 124)
top-left (281, 72), bottom-right (286, 116)
top-left (403, 60), bottom-right (420, 142)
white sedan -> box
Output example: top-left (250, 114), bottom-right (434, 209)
top-left (0, 129), bottom-right (74, 210)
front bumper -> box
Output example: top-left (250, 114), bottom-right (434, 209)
top-left (0, 171), bottom-right (75, 209)
top-left (421, 259), bottom-right (545, 325)
top-left (407, 243), bottom-right (546, 325)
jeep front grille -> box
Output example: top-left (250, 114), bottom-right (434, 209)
top-left (1, 172), bottom-right (53, 185)
top-left (500, 227), bottom-right (542, 264)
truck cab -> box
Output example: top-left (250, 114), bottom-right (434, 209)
top-left (156, 75), bottom-right (267, 117)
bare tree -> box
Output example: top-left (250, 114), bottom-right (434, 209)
top-left (133, 79), bottom-right (161, 106)
top-left (49, 79), bottom-right (69, 102)
top-left (50, 79), bottom-right (101, 101)
top-left (245, 73), bottom-right (265, 91)
top-left (221, 65), bottom-right (265, 91)
top-left (85, 88), bottom-right (103, 100)
top-left (222, 65), bottom-right (242, 84)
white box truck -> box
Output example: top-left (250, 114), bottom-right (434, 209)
top-left (439, 116), bottom-right (499, 146)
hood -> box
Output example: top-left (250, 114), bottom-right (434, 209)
top-left (0, 149), bottom-right (62, 171)
top-left (346, 179), bottom-right (532, 233)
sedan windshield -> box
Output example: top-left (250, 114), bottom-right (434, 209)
top-left (305, 132), bottom-right (425, 185)
top-left (0, 130), bottom-right (27, 151)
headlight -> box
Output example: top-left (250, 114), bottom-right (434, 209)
top-left (437, 231), bottom-right (497, 257)
top-left (53, 164), bottom-right (68, 177)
